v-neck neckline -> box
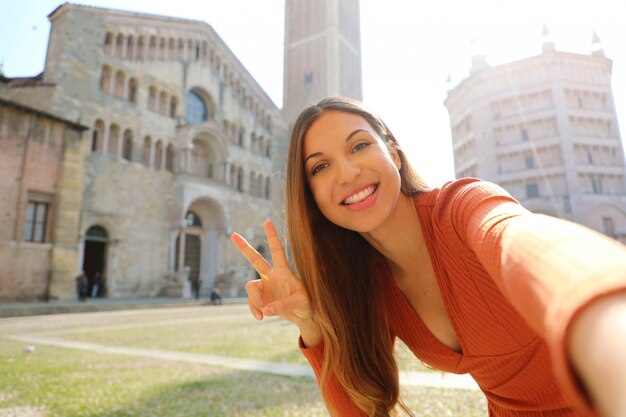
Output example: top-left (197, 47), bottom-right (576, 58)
top-left (384, 192), bottom-right (465, 369)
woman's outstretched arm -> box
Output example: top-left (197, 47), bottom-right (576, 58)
top-left (452, 179), bottom-right (626, 417)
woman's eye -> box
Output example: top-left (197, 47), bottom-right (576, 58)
top-left (352, 141), bottom-right (371, 152)
top-left (311, 163), bottom-right (327, 176)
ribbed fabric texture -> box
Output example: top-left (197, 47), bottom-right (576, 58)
top-left (301, 178), bottom-right (626, 417)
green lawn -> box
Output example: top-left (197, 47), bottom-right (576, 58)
top-left (0, 304), bottom-right (487, 416)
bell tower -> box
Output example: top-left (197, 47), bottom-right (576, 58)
top-left (282, 0), bottom-right (363, 123)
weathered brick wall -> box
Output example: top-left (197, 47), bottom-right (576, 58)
top-left (0, 243), bottom-right (51, 301)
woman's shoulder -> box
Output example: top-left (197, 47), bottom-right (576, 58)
top-left (415, 177), bottom-right (514, 207)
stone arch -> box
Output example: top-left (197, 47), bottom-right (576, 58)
top-left (113, 70), bottom-right (125, 98)
top-left (92, 119), bottom-right (105, 152)
top-left (126, 35), bottom-right (135, 59)
top-left (265, 176), bottom-right (271, 199)
top-left (148, 35), bottom-right (157, 59)
top-left (237, 167), bottom-right (244, 192)
top-left (108, 123), bottom-right (120, 157)
top-left (168, 37), bottom-right (176, 59)
top-left (137, 36), bottom-right (145, 60)
top-left (159, 37), bottom-right (167, 59)
top-left (165, 144), bottom-right (174, 172)
top-left (170, 96), bottom-right (178, 118)
top-left (188, 130), bottom-right (229, 181)
top-left (159, 91), bottom-right (168, 115)
top-left (100, 65), bottom-right (112, 93)
top-left (190, 139), bottom-right (211, 177)
top-left (128, 78), bottom-right (138, 103)
top-left (186, 87), bottom-right (216, 124)
top-left (115, 33), bottom-right (124, 57)
top-left (143, 135), bottom-right (152, 167)
top-left (104, 32), bottom-right (114, 54)
top-left (175, 198), bottom-right (227, 297)
top-left (177, 38), bottom-right (185, 60)
top-left (82, 225), bottom-right (109, 297)
top-left (229, 164), bottom-right (237, 189)
top-left (148, 86), bottom-right (157, 111)
top-left (122, 129), bottom-right (133, 161)
top-left (154, 140), bottom-right (163, 169)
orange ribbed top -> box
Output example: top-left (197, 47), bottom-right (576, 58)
top-left (301, 178), bottom-right (626, 417)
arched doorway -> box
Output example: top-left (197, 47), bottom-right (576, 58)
top-left (174, 199), bottom-right (226, 298)
top-left (82, 225), bottom-right (108, 297)
top-left (176, 211), bottom-right (203, 299)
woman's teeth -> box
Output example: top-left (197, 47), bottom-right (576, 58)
top-left (343, 185), bottom-right (376, 205)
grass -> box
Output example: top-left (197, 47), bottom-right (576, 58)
top-left (0, 304), bottom-right (487, 416)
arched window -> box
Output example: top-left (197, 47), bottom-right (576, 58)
top-left (186, 91), bottom-right (208, 124)
top-left (202, 41), bottom-right (208, 60)
top-left (250, 132), bottom-right (256, 151)
top-left (154, 140), bottom-right (163, 169)
top-left (170, 96), bottom-right (178, 118)
top-left (122, 129), bottom-right (133, 161)
top-left (148, 86), bottom-right (157, 111)
top-left (249, 171), bottom-right (257, 196)
top-left (169, 38), bottom-right (176, 59)
top-left (104, 32), bottom-right (113, 54)
top-left (114, 70), bottom-right (125, 98)
top-left (108, 124), bottom-right (120, 157)
top-left (143, 136), bottom-right (152, 167)
top-left (149, 36), bottom-right (157, 59)
top-left (159, 38), bottom-right (167, 60)
top-left (165, 144), bottom-right (174, 172)
top-left (159, 91), bottom-right (168, 115)
top-left (100, 65), bottom-right (112, 93)
top-left (92, 119), bottom-right (105, 152)
top-left (115, 34), bottom-right (124, 57)
top-left (237, 167), bottom-right (244, 192)
top-left (126, 36), bottom-right (135, 59)
top-left (238, 127), bottom-right (245, 147)
top-left (230, 165), bottom-right (237, 189)
top-left (178, 39), bottom-right (185, 60)
top-left (128, 78), bottom-right (138, 103)
top-left (137, 36), bottom-right (145, 60)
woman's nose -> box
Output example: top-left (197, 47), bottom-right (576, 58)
top-left (336, 158), bottom-right (360, 184)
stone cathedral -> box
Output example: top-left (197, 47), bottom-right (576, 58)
top-left (0, 0), bottom-right (363, 301)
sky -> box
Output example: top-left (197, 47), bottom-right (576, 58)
top-left (1, 0), bottom-right (625, 185)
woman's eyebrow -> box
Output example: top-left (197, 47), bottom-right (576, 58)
top-left (304, 129), bottom-right (368, 164)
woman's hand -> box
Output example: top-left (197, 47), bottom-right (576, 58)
top-left (569, 292), bottom-right (626, 417)
top-left (230, 220), bottom-right (315, 327)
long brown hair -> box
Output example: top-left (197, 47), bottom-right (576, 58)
top-left (284, 97), bottom-right (429, 416)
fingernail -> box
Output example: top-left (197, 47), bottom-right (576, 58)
top-left (263, 305), bottom-right (275, 316)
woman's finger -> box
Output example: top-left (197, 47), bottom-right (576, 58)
top-left (245, 280), bottom-right (264, 320)
top-left (230, 232), bottom-right (272, 276)
top-left (263, 220), bottom-right (289, 269)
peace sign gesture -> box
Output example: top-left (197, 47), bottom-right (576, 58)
top-left (230, 220), bottom-right (316, 331)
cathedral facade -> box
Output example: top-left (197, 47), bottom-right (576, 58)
top-left (0, 0), bottom-right (363, 301)
top-left (2, 3), bottom-right (288, 300)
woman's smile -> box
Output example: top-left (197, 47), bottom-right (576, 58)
top-left (341, 184), bottom-right (379, 210)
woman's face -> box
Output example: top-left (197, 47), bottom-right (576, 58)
top-left (303, 110), bottom-right (402, 233)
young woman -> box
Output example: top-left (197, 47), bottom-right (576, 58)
top-left (231, 97), bottom-right (626, 417)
